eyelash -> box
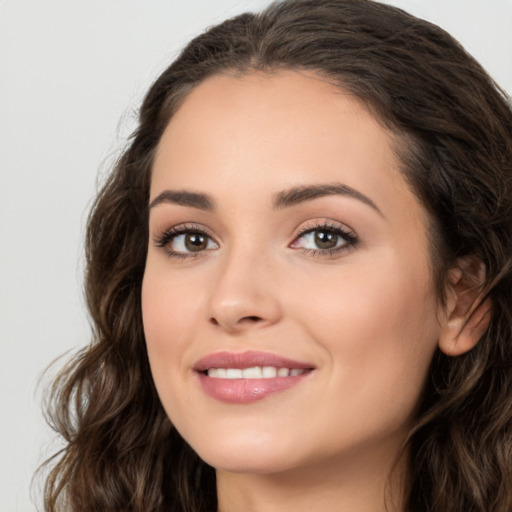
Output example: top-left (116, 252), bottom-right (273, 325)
top-left (292, 222), bottom-right (358, 258)
top-left (155, 224), bottom-right (214, 261)
top-left (154, 221), bottom-right (358, 260)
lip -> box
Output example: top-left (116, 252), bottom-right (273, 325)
top-left (194, 351), bottom-right (315, 404)
top-left (194, 350), bottom-right (313, 371)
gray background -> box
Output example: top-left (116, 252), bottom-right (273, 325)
top-left (1, 1), bottom-right (511, 510)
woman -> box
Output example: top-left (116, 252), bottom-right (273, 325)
top-left (42, 0), bottom-right (512, 511)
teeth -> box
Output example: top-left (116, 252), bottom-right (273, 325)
top-left (262, 366), bottom-right (277, 378)
top-left (206, 366), bottom-right (306, 378)
top-left (242, 367), bottom-right (262, 378)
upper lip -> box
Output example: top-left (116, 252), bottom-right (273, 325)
top-left (193, 350), bottom-right (315, 372)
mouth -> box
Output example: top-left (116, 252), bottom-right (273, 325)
top-left (205, 366), bottom-right (308, 378)
top-left (193, 351), bottom-right (315, 403)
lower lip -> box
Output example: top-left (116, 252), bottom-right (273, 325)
top-left (197, 373), bottom-right (310, 403)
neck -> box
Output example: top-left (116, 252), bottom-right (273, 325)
top-left (216, 443), bottom-right (408, 512)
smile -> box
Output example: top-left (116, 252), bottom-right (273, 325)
top-left (206, 367), bottom-right (307, 378)
top-left (194, 351), bottom-right (314, 403)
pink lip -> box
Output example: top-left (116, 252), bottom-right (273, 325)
top-left (194, 350), bottom-right (313, 371)
top-left (194, 351), bottom-right (315, 404)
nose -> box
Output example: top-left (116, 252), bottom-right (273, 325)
top-left (207, 247), bottom-right (283, 334)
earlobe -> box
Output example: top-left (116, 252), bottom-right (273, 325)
top-left (438, 259), bottom-right (492, 357)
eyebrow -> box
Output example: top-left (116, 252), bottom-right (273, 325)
top-left (272, 183), bottom-right (384, 216)
top-left (149, 182), bottom-right (383, 217)
top-left (149, 190), bottom-right (216, 211)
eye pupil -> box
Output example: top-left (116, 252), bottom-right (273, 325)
top-left (185, 233), bottom-right (207, 251)
top-left (315, 231), bottom-right (338, 249)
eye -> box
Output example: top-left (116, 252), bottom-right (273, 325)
top-left (171, 232), bottom-right (217, 253)
top-left (298, 230), bottom-right (343, 250)
top-left (155, 224), bottom-right (218, 258)
top-left (290, 222), bottom-right (357, 256)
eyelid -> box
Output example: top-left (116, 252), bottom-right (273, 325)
top-left (291, 218), bottom-right (357, 241)
top-left (153, 223), bottom-right (219, 258)
top-left (153, 222), bottom-right (215, 244)
top-left (289, 219), bottom-right (359, 256)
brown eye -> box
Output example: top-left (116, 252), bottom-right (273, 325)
top-left (314, 230), bottom-right (339, 249)
top-left (184, 233), bottom-right (208, 251)
top-left (291, 224), bottom-right (357, 256)
top-left (162, 230), bottom-right (218, 256)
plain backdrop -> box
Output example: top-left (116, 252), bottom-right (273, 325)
top-left (1, 1), bottom-right (511, 510)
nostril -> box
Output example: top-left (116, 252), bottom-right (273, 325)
top-left (209, 315), bottom-right (262, 328)
top-left (240, 315), bottom-right (263, 323)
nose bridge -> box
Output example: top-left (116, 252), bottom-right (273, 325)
top-left (207, 237), bottom-right (282, 332)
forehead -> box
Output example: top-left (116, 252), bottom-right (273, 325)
top-left (151, 70), bottom-right (421, 223)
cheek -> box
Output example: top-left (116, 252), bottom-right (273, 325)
top-left (142, 264), bottom-right (201, 348)
top-left (141, 266), bottom-right (217, 441)
top-left (141, 266), bottom-right (201, 400)
top-left (294, 253), bottom-right (438, 345)
top-left (288, 252), bottom-right (440, 426)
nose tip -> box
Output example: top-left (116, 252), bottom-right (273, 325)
top-left (209, 300), bottom-right (281, 332)
top-left (207, 268), bottom-right (282, 333)
top-left (209, 313), bottom-right (267, 332)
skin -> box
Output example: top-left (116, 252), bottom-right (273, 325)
top-left (142, 70), bottom-right (466, 512)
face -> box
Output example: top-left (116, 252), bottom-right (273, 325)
top-left (142, 70), bottom-right (442, 476)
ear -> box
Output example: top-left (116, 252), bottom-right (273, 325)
top-left (438, 258), bottom-right (492, 357)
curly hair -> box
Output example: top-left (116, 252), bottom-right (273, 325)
top-left (42, 1), bottom-right (512, 511)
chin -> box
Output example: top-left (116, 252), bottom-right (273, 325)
top-left (185, 429), bottom-right (302, 475)
top-left (200, 451), bottom-right (298, 475)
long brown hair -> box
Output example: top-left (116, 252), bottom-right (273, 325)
top-left (42, 1), bottom-right (512, 510)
